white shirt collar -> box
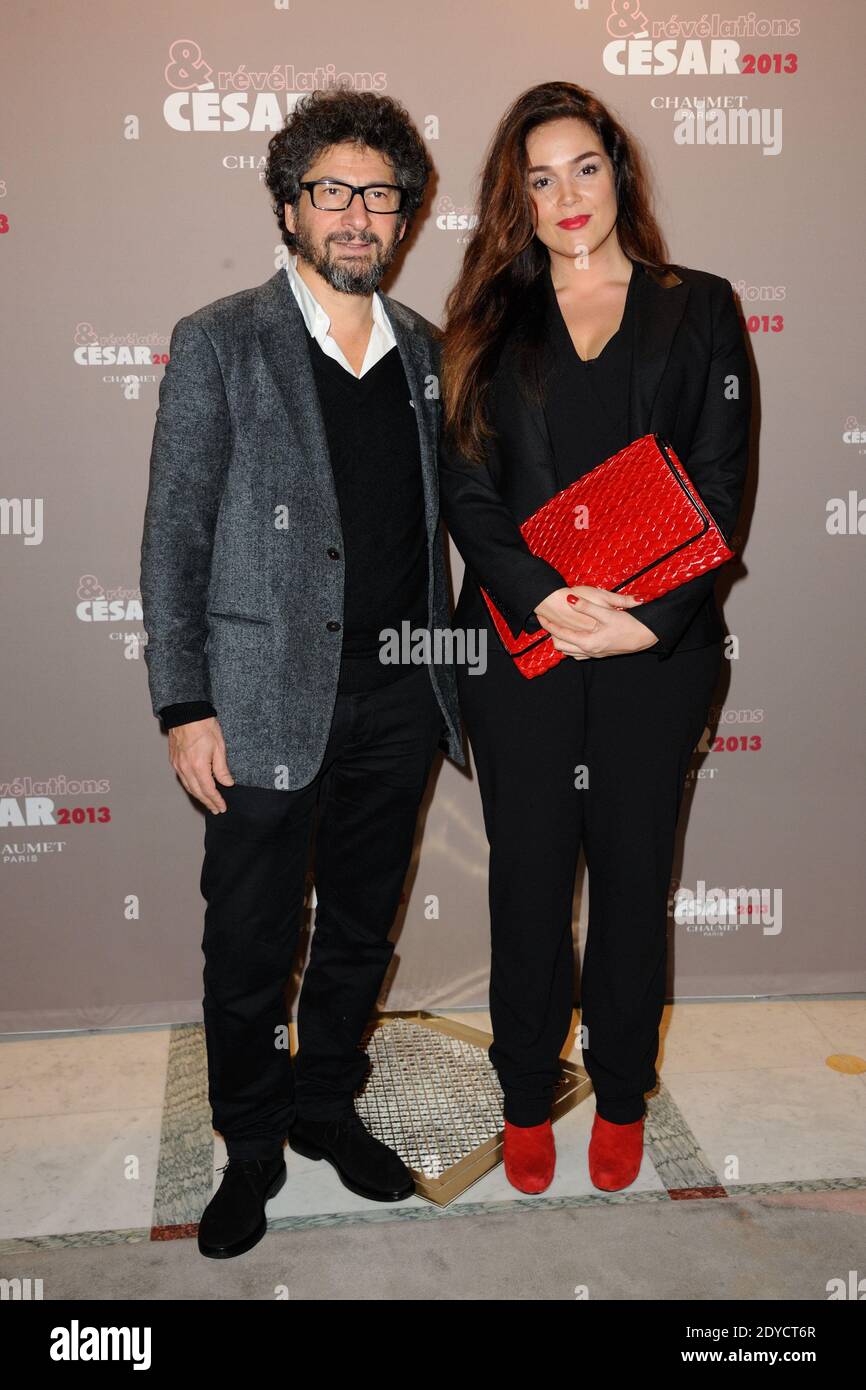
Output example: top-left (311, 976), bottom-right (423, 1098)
top-left (284, 253), bottom-right (395, 378)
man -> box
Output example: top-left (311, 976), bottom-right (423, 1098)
top-left (139, 87), bottom-right (465, 1259)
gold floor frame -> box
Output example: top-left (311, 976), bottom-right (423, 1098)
top-left (354, 1012), bottom-right (592, 1207)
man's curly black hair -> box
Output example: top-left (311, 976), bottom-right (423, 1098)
top-left (264, 86), bottom-right (432, 251)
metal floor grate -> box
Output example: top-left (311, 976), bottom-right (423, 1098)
top-left (355, 1014), bottom-right (590, 1205)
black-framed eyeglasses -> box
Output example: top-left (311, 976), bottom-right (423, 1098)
top-left (299, 179), bottom-right (405, 213)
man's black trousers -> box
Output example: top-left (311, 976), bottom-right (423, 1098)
top-left (199, 664), bottom-right (444, 1160)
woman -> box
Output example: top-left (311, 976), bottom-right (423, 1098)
top-left (439, 82), bottom-right (751, 1194)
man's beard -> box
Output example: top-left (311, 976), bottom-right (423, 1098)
top-left (292, 224), bottom-right (402, 295)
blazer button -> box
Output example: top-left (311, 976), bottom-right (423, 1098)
top-left (326, 620), bottom-right (341, 632)
top-left (326, 547), bottom-right (341, 559)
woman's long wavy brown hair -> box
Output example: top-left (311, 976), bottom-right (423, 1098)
top-left (441, 81), bottom-right (673, 464)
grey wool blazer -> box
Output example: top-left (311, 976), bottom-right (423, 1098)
top-left (139, 266), bottom-right (466, 790)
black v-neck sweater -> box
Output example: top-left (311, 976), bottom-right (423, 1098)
top-left (306, 332), bottom-right (429, 693)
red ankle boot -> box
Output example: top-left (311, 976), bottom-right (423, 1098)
top-left (503, 1118), bottom-right (555, 1193)
top-left (588, 1113), bottom-right (645, 1191)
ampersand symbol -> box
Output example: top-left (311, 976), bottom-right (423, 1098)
top-left (606, 0), bottom-right (648, 39)
top-left (165, 40), bottom-right (213, 90)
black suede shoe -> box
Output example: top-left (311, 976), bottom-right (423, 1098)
top-left (197, 1150), bottom-right (286, 1259)
top-left (287, 1110), bottom-right (415, 1202)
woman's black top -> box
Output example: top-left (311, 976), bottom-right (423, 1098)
top-left (539, 257), bottom-right (641, 489)
top-left (494, 257), bottom-right (641, 635)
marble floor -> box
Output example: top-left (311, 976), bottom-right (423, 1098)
top-left (0, 1000), bottom-right (864, 1254)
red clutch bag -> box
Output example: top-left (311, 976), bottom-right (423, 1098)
top-left (480, 432), bottom-right (735, 679)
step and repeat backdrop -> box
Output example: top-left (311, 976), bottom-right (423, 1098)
top-left (2, 1), bottom-right (864, 1030)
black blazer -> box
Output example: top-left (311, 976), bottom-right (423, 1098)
top-left (439, 262), bottom-right (752, 659)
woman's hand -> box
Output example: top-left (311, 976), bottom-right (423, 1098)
top-left (533, 585), bottom-right (659, 659)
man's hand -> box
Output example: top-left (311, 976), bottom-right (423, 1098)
top-left (167, 716), bottom-right (234, 813)
top-left (533, 585), bottom-right (658, 660)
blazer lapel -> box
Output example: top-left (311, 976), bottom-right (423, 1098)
top-left (627, 264), bottom-right (690, 440)
top-left (254, 267), bottom-right (341, 528)
top-left (378, 291), bottom-right (440, 543)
